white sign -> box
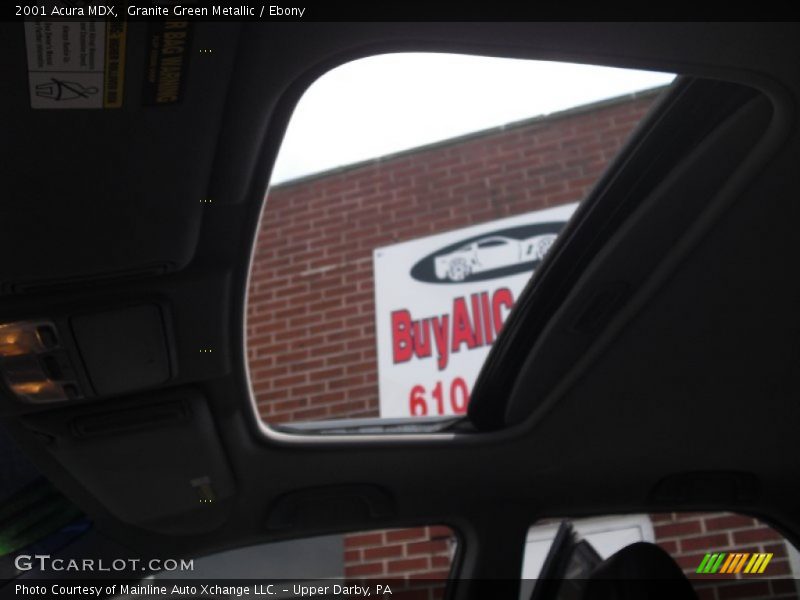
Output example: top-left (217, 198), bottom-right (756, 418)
top-left (373, 203), bottom-right (578, 418)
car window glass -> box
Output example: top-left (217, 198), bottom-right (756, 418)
top-left (121, 525), bottom-right (457, 597)
top-left (522, 512), bottom-right (800, 600)
top-left (248, 53), bottom-right (675, 430)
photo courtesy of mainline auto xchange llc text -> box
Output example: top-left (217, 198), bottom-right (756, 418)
top-left (12, 582), bottom-right (394, 597)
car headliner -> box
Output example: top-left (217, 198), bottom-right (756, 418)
top-left (1, 21), bottom-right (800, 593)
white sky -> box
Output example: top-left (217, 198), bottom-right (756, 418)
top-left (271, 53), bottom-right (675, 184)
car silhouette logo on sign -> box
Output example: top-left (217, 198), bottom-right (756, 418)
top-left (409, 222), bottom-right (566, 284)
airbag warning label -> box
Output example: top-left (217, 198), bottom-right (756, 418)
top-left (24, 20), bottom-right (127, 109)
top-left (142, 20), bottom-right (193, 105)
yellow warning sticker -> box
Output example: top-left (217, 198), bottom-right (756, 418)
top-left (142, 20), bottom-right (193, 105)
top-left (24, 20), bottom-right (127, 109)
top-left (104, 21), bottom-right (127, 108)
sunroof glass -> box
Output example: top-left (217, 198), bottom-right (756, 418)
top-left (246, 53), bottom-right (675, 432)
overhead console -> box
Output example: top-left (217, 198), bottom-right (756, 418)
top-left (0, 303), bottom-right (173, 406)
top-left (71, 304), bottom-right (172, 396)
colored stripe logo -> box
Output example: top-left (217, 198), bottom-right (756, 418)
top-left (696, 552), bottom-right (773, 574)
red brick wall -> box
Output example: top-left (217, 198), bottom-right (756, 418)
top-left (338, 513), bottom-right (796, 596)
top-left (344, 526), bottom-right (455, 580)
top-left (652, 512), bottom-right (797, 599)
top-left (247, 91), bottom-right (659, 424)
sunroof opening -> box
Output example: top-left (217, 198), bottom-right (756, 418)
top-left (247, 52), bottom-right (675, 433)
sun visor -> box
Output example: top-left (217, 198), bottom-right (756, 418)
top-left (0, 22), bottom-right (242, 292)
top-left (20, 390), bottom-right (235, 534)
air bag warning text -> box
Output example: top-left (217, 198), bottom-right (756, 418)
top-left (143, 19), bottom-right (193, 105)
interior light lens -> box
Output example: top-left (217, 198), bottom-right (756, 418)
top-left (10, 380), bottom-right (68, 403)
top-left (0, 322), bottom-right (58, 357)
top-left (0, 320), bottom-right (76, 403)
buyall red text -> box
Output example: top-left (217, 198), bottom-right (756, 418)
top-left (391, 287), bottom-right (514, 370)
